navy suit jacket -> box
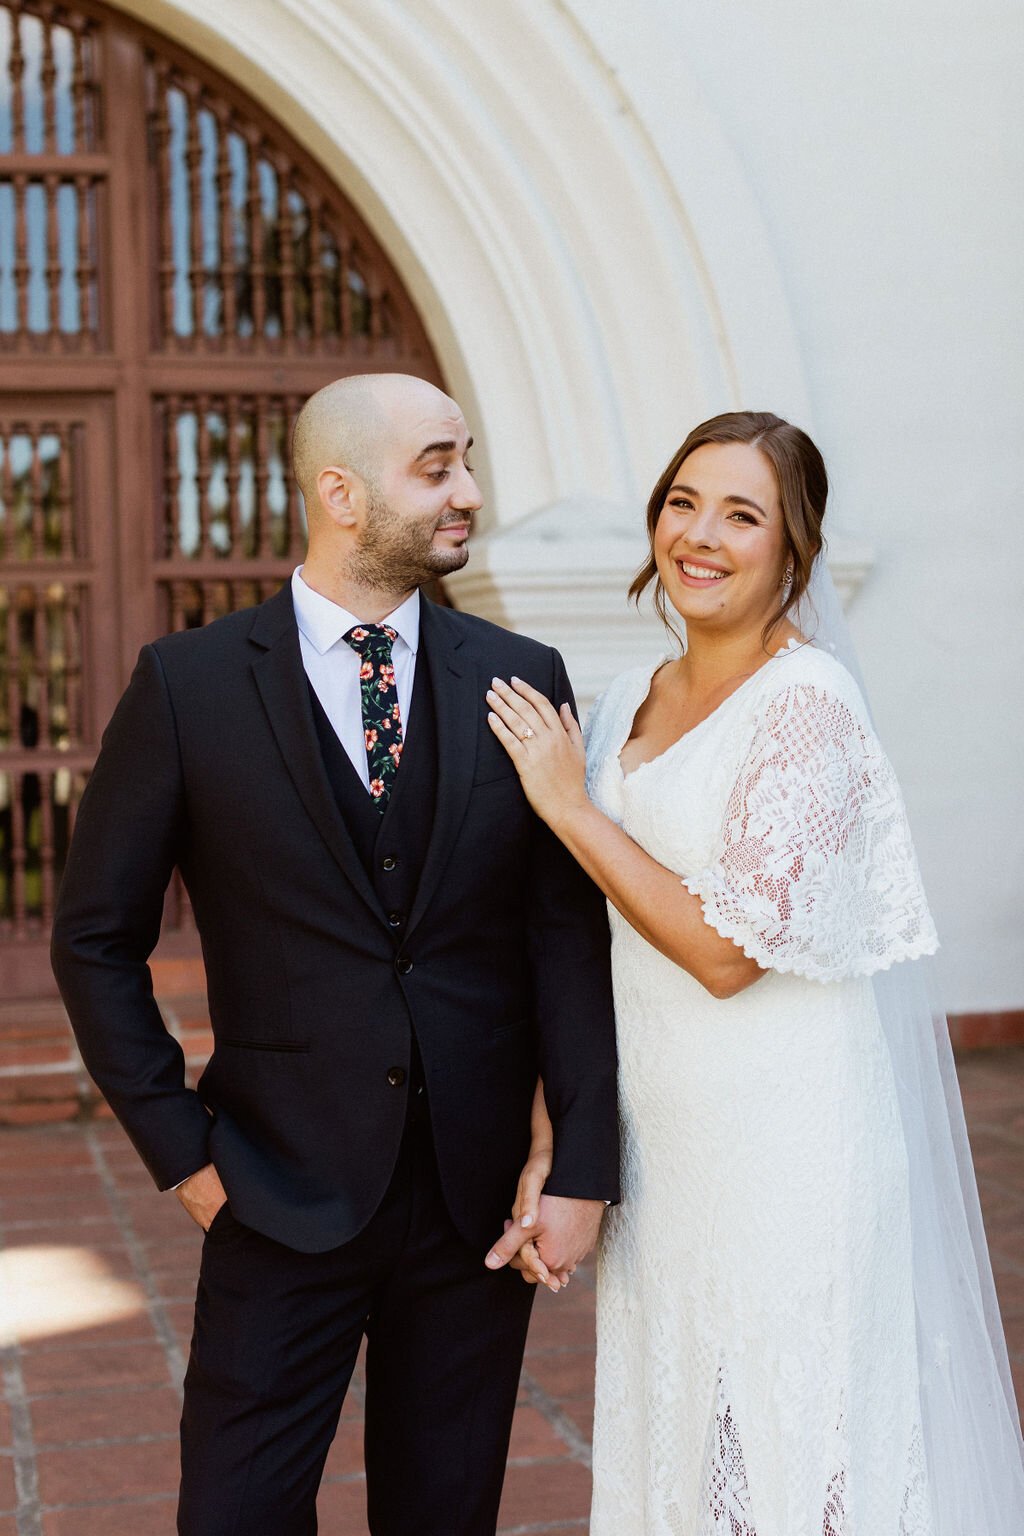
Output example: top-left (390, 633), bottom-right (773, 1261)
top-left (51, 585), bottom-right (620, 1252)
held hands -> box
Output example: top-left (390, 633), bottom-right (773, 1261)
top-left (486, 1119), bottom-right (605, 1295)
top-left (175, 1162), bottom-right (228, 1232)
top-left (497, 1144), bottom-right (567, 1294)
top-left (486, 1192), bottom-right (605, 1293)
top-left (486, 678), bottom-right (588, 831)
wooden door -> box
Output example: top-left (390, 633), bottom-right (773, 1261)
top-left (0, 0), bottom-right (444, 997)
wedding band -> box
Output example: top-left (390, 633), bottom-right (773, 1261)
top-left (522, 727), bottom-right (535, 740)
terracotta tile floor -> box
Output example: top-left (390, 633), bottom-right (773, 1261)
top-left (1, 1049), bottom-right (1022, 1534)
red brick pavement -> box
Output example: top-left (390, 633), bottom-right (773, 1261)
top-left (1, 1049), bottom-right (1023, 1534)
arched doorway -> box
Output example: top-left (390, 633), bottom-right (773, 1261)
top-left (0, 0), bottom-right (444, 999)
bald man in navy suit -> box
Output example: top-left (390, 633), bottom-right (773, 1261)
top-left (52, 373), bottom-right (619, 1535)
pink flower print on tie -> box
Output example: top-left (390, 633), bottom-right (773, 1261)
top-left (343, 624), bottom-right (406, 811)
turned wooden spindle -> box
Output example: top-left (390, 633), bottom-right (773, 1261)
top-left (31, 588), bottom-right (50, 747)
top-left (252, 396), bottom-right (270, 557)
top-left (246, 129), bottom-right (266, 338)
top-left (153, 64), bottom-right (178, 343)
top-left (40, 9), bottom-right (57, 153)
top-left (69, 14), bottom-right (88, 149)
top-left (56, 425), bottom-right (73, 557)
top-left (214, 103), bottom-right (236, 341)
top-left (183, 78), bottom-right (205, 343)
top-left (195, 395), bottom-right (214, 557)
top-left (39, 768), bottom-right (56, 925)
top-left (62, 586), bottom-right (81, 747)
top-left (44, 173), bottom-right (61, 341)
top-left (73, 172), bottom-right (94, 343)
top-left (9, 5), bottom-right (25, 155)
top-left (163, 396), bottom-right (183, 557)
top-left (276, 157), bottom-right (296, 342)
top-left (28, 429), bottom-right (45, 559)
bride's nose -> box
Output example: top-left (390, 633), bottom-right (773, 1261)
top-left (683, 508), bottom-right (720, 548)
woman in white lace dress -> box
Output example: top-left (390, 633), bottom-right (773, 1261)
top-left (484, 413), bottom-right (1024, 1534)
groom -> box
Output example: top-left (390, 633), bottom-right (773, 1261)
top-left (51, 373), bottom-right (619, 1535)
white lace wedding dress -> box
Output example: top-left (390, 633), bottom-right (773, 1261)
top-left (586, 638), bottom-right (940, 1536)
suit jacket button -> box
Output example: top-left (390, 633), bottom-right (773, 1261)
top-left (387, 1066), bottom-right (407, 1087)
top-left (382, 856), bottom-right (397, 871)
top-left (388, 911), bottom-right (403, 928)
top-left (395, 956), bottom-right (413, 976)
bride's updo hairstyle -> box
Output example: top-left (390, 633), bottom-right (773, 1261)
top-left (629, 411), bottom-right (828, 642)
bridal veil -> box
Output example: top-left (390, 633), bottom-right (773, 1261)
top-left (797, 560), bottom-right (1024, 1532)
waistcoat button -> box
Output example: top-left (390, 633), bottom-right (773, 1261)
top-left (386, 1066), bottom-right (406, 1087)
top-left (395, 956), bottom-right (413, 976)
top-left (382, 856), bottom-right (397, 871)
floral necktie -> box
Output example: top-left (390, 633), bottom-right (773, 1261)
top-left (343, 624), bottom-right (405, 809)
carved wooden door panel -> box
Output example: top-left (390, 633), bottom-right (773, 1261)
top-left (0, 396), bottom-right (116, 992)
top-left (0, 0), bottom-right (444, 997)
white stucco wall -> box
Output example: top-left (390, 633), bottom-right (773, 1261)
top-left (122, 0), bottom-right (1022, 1011)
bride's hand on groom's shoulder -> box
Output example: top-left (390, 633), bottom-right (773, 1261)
top-left (485, 677), bottom-right (589, 831)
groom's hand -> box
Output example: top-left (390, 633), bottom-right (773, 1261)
top-left (486, 1194), bottom-right (604, 1282)
top-left (532, 1194), bottom-right (605, 1273)
top-left (175, 1162), bottom-right (228, 1232)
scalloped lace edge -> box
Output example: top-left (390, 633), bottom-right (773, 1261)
top-left (681, 875), bottom-right (940, 984)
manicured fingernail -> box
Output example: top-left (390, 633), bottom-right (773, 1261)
top-left (511, 676), bottom-right (522, 685)
top-left (485, 1252), bottom-right (502, 1269)
top-left (522, 1213), bottom-right (534, 1228)
top-left (491, 677), bottom-right (503, 687)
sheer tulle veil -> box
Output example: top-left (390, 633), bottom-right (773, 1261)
top-left (796, 560), bottom-right (1024, 1531)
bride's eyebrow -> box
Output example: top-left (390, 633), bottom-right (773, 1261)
top-left (724, 494), bottom-right (767, 517)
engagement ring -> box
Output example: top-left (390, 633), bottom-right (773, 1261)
top-left (522, 727), bottom-right (535, 740)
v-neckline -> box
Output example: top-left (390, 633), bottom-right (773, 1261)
top-left (615, 638), bottom-right (805, 783)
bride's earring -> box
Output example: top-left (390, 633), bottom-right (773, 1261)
top-left (781, 563), bottom-right (794, 598)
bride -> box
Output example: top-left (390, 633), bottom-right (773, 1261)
top-left (483, 412), bottom-right (1024, 1534)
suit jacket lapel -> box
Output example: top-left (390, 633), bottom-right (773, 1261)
top-left (248, 585), bottom-right (386, 926)
top-left (406, 599), bottom-right (480, 939)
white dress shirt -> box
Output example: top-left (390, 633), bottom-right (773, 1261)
top-left (290, 566), bottom-right (421, 790)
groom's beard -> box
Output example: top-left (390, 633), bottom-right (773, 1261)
top-left (348, 484), bottom-right (472, 593)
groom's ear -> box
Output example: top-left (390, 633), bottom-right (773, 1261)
top-left (315, 465), bottom-right (361, 530)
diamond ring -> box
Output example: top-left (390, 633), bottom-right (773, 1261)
top-left (522, 727), bottom-right (535, 740)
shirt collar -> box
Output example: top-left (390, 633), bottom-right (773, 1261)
top-left (291, 567), bottom-right (420, 658)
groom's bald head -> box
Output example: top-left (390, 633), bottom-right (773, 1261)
top-left (292, 374), bottom-right (462, 511)
top-left (292, 376), bottom-right (386, 504)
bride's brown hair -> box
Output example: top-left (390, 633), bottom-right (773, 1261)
top-left (629, 411), bottom-right (828, 643)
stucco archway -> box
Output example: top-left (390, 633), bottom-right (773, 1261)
top-left (106, 0), bottom-right (809, 509)
top-left (98, 0), bottom-right (828, 699)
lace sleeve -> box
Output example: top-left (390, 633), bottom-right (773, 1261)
top-left (683, 680), bottom-right (939, 982)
